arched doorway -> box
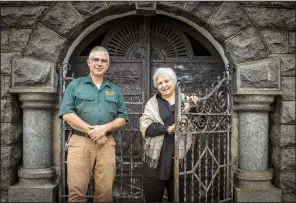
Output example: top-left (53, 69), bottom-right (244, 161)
top-left (60, 15), bottom-right (231, 202)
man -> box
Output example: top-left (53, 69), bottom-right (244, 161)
top-left (59, 46), bottom-right (128, 202)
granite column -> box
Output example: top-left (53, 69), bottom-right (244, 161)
top-left (8, 93), bottom-right (58, 202)
top-left (233, 94), bottom-right (282, 202)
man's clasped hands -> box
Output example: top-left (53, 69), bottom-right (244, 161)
top-left (87, 125), bottom-right (110, 146)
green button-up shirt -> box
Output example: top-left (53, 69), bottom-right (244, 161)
top-left (59, 74), bottom-right (128, 126)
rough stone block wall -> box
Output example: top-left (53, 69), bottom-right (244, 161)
top-left (0, 2), bottom-right (52, 202)
top-left (239, 2), bottom-right (296, 202)
top-left (0, 1), bottom-right (295, 202)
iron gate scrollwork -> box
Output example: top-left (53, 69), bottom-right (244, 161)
top-left (174, 65), bottom-right (232, 202)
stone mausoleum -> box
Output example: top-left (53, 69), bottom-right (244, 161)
top-left (1, 1), bottom-right (295, 202)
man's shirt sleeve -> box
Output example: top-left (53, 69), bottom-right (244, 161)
top-left (58, 81), bottom-right (77, 119)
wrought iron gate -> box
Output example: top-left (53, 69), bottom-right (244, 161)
top-left (59, 15), bottom-right (232, 202)
top-left (174, 67), bottom-right (232, 202)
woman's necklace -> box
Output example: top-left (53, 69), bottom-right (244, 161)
top-left (164, 96), bottom-right (175, 105)
top-left (168, 99), bottom-right (175, 105)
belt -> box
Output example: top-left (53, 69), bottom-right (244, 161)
top-left (73, 130), bottom-right (89, 138)
top-left (72, 130), bottom-right (114, 137)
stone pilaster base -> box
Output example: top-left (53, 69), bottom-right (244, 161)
top-left (8, 167), bottom-right (58, 202)
top-left (234, 168), bottom-right (282, 202)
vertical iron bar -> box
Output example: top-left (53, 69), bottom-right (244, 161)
top-left (191, 136), bottom-right (195, 202)
top-left (218, 133), bottom-right (221, 201)
top-left (226, 74), bottom-right (230, 200)
top-left (141, 130), bottom-right (144, 202)
top-left (60, 63), bottom-right (70, 202)
top-left (205, 134), bottom-right (208, 201)
top-left (211, 133), bottom-right (214, 202)
top-left (58, 63), bottom-right (64, 203)
top-left (198, 135), bottom-right (201, 203)
top-left (174, 85), bottom-right (181, 202)
top-left (130, 130), bottom-right (132, 198)
top-left (227, 131), bottom-right (230, 200)
top-left (225, 64), bottom-right (231, 201)
top-left (223, 133), bottom-right (227, 200)
top-left (142, 17), bottom-right (151, 104)
top-left (120, 130), bottom-right (123, 200)
top-left (142, 16), bottom-right (151, 202)
top-left (60, 63), bottom-right (74, 202)
top-left (227, 63), bottom-right (234, 201)
top-left (184, 130), bottom-right (187, 202)
top-left (226, 64), bottom-right (232, 201)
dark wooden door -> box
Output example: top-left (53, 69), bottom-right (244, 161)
top-left (63, 15), bottom-right (226, 202)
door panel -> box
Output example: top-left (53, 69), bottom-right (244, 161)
top-left (106, 62), bottom-right (143, 95)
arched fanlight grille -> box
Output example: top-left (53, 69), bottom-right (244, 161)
top-left (102, 22), bottom-right (192, 59)
top-left (151, 23), bottom-right (190, 58)
top-left (102, 23), bottom-right (140, 57)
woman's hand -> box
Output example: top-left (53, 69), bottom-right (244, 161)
top-left (186, 95), bottom-right (199, 108)
top-left (167, 124), bottom-right (176, 133)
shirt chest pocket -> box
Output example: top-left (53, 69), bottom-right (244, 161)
top-left (104, 95), bottom-right (118, 117)
top-left (75, 94), bottom-right (95, 113)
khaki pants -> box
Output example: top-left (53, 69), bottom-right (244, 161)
top-left (67, 134), bottom-right (116, 202)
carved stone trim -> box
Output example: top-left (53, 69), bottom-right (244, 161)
top-left (18, 166), bottom-right (57, 179)
top-left (136, 2), bottom-right (156, 16)
top-left (234, 94), bottom-right (275, 112)
top-left (19, 93), bottom-right (57, 110)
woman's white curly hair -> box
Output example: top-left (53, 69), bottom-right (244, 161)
top-left (152, 67), bottom-right (177, 88)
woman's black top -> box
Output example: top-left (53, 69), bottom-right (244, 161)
top-left (142, 93), bottom-right (175, 180)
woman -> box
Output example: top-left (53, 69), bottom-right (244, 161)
top-left (140, 67), bottom-right (198, 202)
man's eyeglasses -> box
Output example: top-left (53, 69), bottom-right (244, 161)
top-left (89, 58), bottom-right (108, 64)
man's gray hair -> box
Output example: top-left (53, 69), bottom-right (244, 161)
top-left (152, 67), bottom-right (177, 88)
top-left (88, 46), bottom-right (110, 63)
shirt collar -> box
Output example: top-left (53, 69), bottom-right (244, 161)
top-left (84, 74), bottom-right (111, 88)
top-left (84, 74), bottom-right (93, 84)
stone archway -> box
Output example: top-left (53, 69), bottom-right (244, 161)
top-left (10, 1), bottom-right (272, 92)
top-left (8, 1), bottom-right (282, 202)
